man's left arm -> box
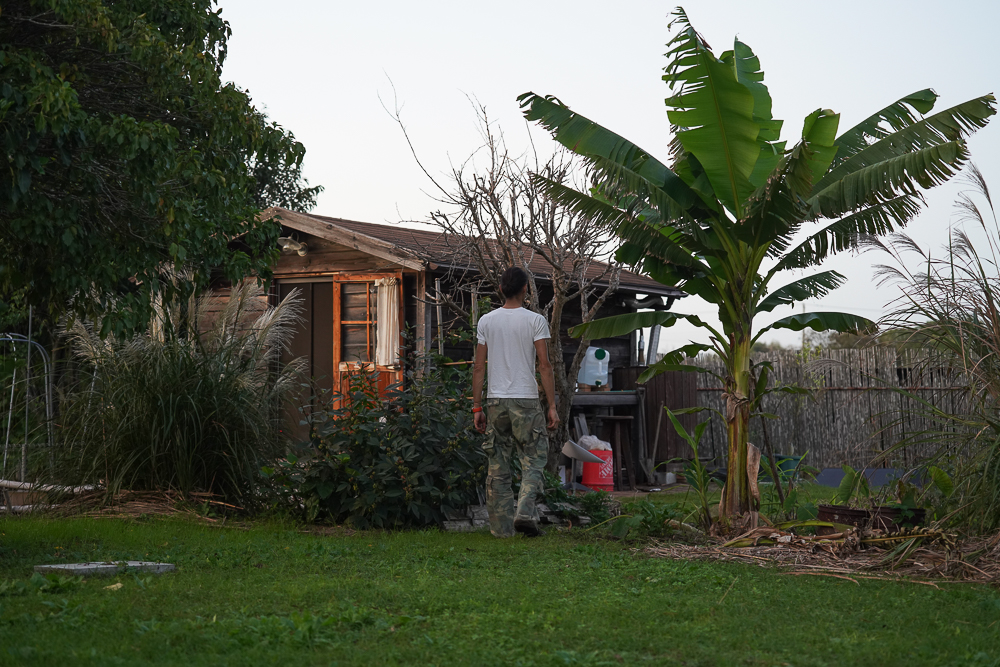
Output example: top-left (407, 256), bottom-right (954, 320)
top-left (473, 343), bottom-right (487, 433)
top-left (534, 338), bottom-right (560, 430)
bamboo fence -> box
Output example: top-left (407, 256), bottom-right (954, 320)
top-left (693, 347), bottom-right (970, 470)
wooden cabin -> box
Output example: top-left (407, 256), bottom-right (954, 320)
top-left (259, 206), bottom-right (684, 408)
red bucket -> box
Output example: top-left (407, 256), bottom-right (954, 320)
top-left (582, 450), bottom-right (614, 492)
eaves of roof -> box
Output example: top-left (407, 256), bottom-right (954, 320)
top-left (264, 207), bottom-right (685, 299)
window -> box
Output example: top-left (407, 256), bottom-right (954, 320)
top-left (339, 282), bottom-right (377, 363)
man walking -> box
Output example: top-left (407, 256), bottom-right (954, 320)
top-left (473, 267), bottom-right (560, 537)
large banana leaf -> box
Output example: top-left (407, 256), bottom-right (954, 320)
top-left (774, 195), bottom-right (923, 271)
top-left (517, 93), bottom-right (701, 212)
top-left (533, 173), bottom-right (716, 271)
top-left (800, 109), bottom-right (841, 187)
top-left (737, 159), bottom-right (808, 254)
top-left (724, 40), bottom-right (782, 142)
top-left (810, 140), bottom-right (969, 218)
top-left (614, 224), bottom-right (709, 271)
top-left (758, 311), bottom-right (875, 338)
top-left (641, 255), bottom-right (725, 305)
top-left (663, 11), bottom-right (760, 218)
top-left (757, 271), bottom-right (847, 313)
top-left (736, 128), bottom-right (824, 254)
top-left (587, 154), bottom-right (717, 222)
top-left (569, 310), bottom-right (709, 340)
top-left (637, 342), bottom-right (720, 383)
top-left (531, 174), bottom-right (636, 233)
top-left (721, 40), bottom-right (784, 187)
top-left (833, 89), bottom-right (938, 165)
top-left (815, 95), bottom-right (996, 195)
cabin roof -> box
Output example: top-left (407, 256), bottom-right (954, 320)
top-left (263, 207), bottom-right (685, 298)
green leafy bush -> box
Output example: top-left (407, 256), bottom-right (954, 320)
top-left (538, 472), bottom-right (615, 526)
top-left (577, 490), bottom-right (614, 525)
top-left (610, 500), bottom-right (683, 539)
top-left (280, 357), bottom-right (487, 528)
top-left (55, 282), bottom-right (303, 507)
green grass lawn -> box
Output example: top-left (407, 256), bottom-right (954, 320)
top-left (1, 516), bottom-right (998, 666)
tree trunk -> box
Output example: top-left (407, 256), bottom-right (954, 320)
top-left (720, 336), bottom-right (753, 523)
top-left (546, 290), bottom-right (569, 473)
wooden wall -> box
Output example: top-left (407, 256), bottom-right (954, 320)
top-left (612, 367), bottom-right (698, 467)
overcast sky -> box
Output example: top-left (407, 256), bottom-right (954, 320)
top-left (220, 0), bottom-right (999, 351)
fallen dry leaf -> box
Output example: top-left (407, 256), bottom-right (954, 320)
top-left (104, 582), bottom-right (123, 591)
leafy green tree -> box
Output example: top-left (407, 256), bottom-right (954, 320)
top-left (251, 112), bottom-right (323, 212)
top-left (519, 8), bottom-right (995, 525)
top-left (0, 0), bottom-right (309, 335)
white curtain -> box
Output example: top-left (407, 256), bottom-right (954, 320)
top-left (375, 277), bottom-right (400, 367)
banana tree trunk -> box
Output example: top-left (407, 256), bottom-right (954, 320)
top-left (720, 336), bottom-right (753, 521)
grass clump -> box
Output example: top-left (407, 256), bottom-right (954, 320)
top-left (875, 167), bottom-right (1000, 531)
top-left (54, 281), bottom-right (303, 507)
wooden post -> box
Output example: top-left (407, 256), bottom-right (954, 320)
top-left (435, 278), bottom-right (444, 356)
top-left (647, 325), bottom-right (661, 364)
top-left (471, 286), bottom-right (478, 326)
top-left (415, 272), bottom-right (427, 354)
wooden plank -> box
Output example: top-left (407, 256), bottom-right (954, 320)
top-left (415, 271), bottom-right (428, 354)
top-left (263, 207), bottom-right (425, 270)
top-left (332, 280), bottom-right (342, 398)
top-left (572, 392), bottom-right (639, 407)
top-left (276, 253), bottom-right (385, 274)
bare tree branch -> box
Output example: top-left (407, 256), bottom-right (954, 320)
top-left (392, 101), bottom-right (623, 470)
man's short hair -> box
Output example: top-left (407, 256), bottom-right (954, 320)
top-left (499, 267), bottom-right (529, 299)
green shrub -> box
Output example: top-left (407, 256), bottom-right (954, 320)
top-left (282, 356), bottom-right (487, 528)
top-left (55, 282), bottom-right (303, 507)
top-left (577, 490), bottom-right (614, 525)
top-left (538, 474), bottom-right (615, 525)
top-left (610, 500), bottom-right (683, 539)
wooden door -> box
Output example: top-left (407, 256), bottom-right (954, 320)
top-left (332, 273), bottom-right (404, 399)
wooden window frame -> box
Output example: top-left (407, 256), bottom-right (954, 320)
top-left (331, 271), bottom-right (404, 375)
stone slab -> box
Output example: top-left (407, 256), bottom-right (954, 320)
top-left (442, 520), bottom-right (475, 532)
top-left (34, 562), bottom-right (176, 577)
top-left (467, 505), bottom-right (489, 522)
top-left (443, 507), bottom-right (468, 521)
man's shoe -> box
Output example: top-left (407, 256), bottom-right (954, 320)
top-left (513, 518), bottom-right (545, 537)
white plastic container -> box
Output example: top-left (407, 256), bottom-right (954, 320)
top-left (654, 471), bottom-right (677, 486)
top-left (577, 346), bottom-right (610, 387)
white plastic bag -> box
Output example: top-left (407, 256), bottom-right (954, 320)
top-left (578, 434), bottom-right (611, 451)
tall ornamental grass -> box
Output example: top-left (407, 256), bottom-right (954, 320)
top-left (55, 281), bottom-right (303, 506)
top-left (873, 166), bottom-right (1000, 531)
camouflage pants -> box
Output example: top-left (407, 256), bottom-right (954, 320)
top-left (483, 397), bottom-right (549, 538)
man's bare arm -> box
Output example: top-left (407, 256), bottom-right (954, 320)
top-left (534, 338), bottom-right (560, 429)
top-left (473, 343), bottom-right (488, 433)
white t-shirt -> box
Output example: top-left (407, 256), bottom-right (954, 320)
top-left (476, 307), bottom-right (551, 398)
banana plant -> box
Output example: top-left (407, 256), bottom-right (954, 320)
top-left (518, 7), bottom-right (995, 525)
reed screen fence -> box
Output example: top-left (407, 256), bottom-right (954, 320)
top-left (693, 347), bottom-right (970, 471)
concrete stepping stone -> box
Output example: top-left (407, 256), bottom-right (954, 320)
top-left (34, 561), bottom-right (176, 577)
